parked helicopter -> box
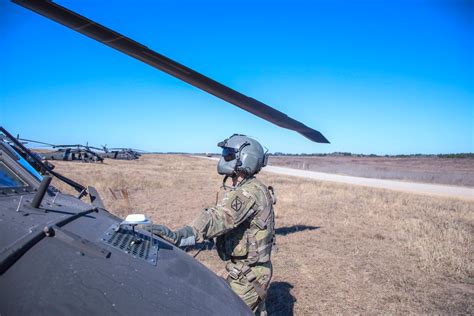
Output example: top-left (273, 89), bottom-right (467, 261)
top-left (42, 145), bottom-right (104, 163)
top-left (18, 138), bottom-right (104, 163)
top-left (2, 0), bottom-right (329, 314)
top-left (19, 137), bottom-right (143, 161)
top-left (100, 146), bottom-right (143, 160)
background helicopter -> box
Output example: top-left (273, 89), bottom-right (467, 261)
top-left (1, 0), bottom-right (329, 314)
top-left (100, 146), bottom-right (143, 160)
top-left (42, 144), bottom-right (104, 163)
top-left (18, 137), bottom-right (104, 163)
top-left (19, 136), bottom-right (143, 161)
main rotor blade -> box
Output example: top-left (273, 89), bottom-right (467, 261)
top-left (13, 0), bottom-right (329, 143)
top-left (53, 144), bottom-right (84, 149)
top-left (18, 137), bottom-right (55, 147)
top-left (87, 146), bottom-right (104, 151)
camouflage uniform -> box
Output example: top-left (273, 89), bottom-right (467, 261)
top-left (191, 176), bottom-right (275, 314)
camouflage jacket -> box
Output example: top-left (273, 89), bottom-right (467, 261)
top-left (191, 177), bottom-right (275, 264)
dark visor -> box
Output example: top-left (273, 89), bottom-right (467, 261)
top-left (222, 147), bottom-right (237, 162)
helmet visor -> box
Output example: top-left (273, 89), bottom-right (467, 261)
top-left (221, 147), bottom-right (237, 162)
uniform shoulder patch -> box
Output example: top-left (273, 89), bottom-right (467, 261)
top-left (231, 196), bottom-right (243, 212)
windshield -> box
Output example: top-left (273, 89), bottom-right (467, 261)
top-left (16, 151), bottom-right (43, 181)
top-left (0, 161), bottom-right (27, 188)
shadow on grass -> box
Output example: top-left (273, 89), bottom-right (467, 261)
top-left (275, 225), bottom-right (320, 236)
top-left (267, 281), bottom-right (296, 316)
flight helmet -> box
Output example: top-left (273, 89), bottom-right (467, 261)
top-left (217, 134), bottom-right (268, 177)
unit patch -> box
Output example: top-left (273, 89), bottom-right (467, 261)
top-left (231, 196), bottom-right (243, 212)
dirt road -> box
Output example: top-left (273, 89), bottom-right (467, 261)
top-left (196, 156), bottom-right (474, 201)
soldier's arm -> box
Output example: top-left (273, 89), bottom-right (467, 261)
top-left (147, 189), bottom-right (256, 247)
top-left (191, 189), bottom-right (257, 243)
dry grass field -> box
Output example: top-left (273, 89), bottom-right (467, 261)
top-left (269, 156), bottom-right (474, 187)
top-left (52, 155), bottom-right (473, 315)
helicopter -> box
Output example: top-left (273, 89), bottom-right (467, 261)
top-left (18, 137), bottom-right (143, 161)
top-left (100, 146), bottom-right (143, 160)
top-left (41, 144), bottom-right (104, 163)
top-left (17, 137), bottom-right (105, 163)
top-left (1, 0), bottom-right (329, 314)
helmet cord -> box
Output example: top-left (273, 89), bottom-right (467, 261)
top-left (222, 175), bottom-right (230, 190)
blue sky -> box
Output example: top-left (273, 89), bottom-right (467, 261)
top-left (1, 0), bottom-right (472, 154)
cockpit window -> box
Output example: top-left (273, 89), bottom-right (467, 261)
top-left (0, 161), bottom-right (27, 188)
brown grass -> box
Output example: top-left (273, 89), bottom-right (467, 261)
top-left (52, 155), bottom-right (474, 315)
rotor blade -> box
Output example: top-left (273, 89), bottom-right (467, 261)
top-left (130, 149), bottom-right (148, 153)
top-left (18, 137), bottom-right (55, 147)
top-left (13, 0), bottom-right (329, 143)
top-left (53, 144), bottom-right (85, 148)
top-left (87, 145), bottom-right (104, 151)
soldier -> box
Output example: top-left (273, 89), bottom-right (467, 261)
top-left (148, 134), bottom-right (276, 315)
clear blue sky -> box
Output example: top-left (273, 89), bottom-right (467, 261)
top-left (1, 0), bottom-right (472, 154)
